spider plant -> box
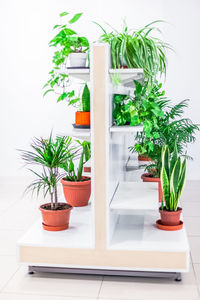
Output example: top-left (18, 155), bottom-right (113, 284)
top-left (20, 134), bottom-right (78, 209)
top-left (95, 20), bottom-right (171, 81)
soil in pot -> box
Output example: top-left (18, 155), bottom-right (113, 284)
top-left (61, 176), bottom-right (91, 207)
top-left (75, 111), bottom-right (90, 126)
top-left (141, 173), bottom-right (163, 203)
top-left (39, 202), bottom-right (72, 231)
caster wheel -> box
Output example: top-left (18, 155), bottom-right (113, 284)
top-left (175, 278), bottom-right (182, 282)
top-left (28, 271), bottom-right (35, 275)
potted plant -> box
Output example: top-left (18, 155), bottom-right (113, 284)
top-left (20, 134), bottom-right (75, 231)
top-left (49, 12), bottom-right (89, 68)
top-left (138, 97), bottom-right (198, 201)
top-left (95, 20), bottom-right (170, 81)
top-left (156, 144), bottom-right (186, 231)
top-left (60, 140), bottom-right (91, 207)
top-left (74, 83), bottom-right (90, 127)
top-left (43, 12), bottom-right (89, 105)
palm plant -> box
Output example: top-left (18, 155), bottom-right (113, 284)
top-left (95, 20), bottom-right (171, 81)
top-left (131, 99), bottom-right (199, 177)
top-left (20, 134), bottom-right (77, 209)
top-left (160, 144), bottom-right (186, 211)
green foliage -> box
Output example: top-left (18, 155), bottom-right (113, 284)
top-left (81, 83), bottom-right (90, 112)
top-left (43, 12), bottom-right (89, 105)
top-left (60, 140), bottom-right (91, 181)
top-left (19, 134), bottom-right (75, 209)
top-left (131, 97), bottom-right (199, 177)
top-left (95, 20), bottom-right (171, 81)
top-left (113, 80), bottom-right (165, 142)
top-left (161, 144), bottom-right (186, 211)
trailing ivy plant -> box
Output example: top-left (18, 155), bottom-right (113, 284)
top-left (95, 20), bottom-right (171, 81)
top-left (43, 12), bottom-right (89, 104)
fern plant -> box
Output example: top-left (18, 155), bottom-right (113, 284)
top-left (161, 144), bottom-right (186, 211)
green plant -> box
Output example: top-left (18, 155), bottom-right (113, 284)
top-left (113, 81), bottom-right (165, 143)
top-left (160, 144), bottom-right (186, 211)
top-left (81, 83), bottom-right (90, 112)
top-left (43, 12), bottom-right (89, 103)
top-left (20, 134), bottom-right (75, 209)
top-left (131, 99), bottom-right (199, 177)
top-left (60, 140), bottom-right (91, 181)
top-left (50, 12), bottom-right (89, 61)
top-left (95, 20), bottom-right (171, 81)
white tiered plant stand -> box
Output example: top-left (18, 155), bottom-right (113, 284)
top-left (18, 44), bottom-right (189, 281)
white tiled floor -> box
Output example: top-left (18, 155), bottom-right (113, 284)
top-left (0, 178), bottom-right (200, 299)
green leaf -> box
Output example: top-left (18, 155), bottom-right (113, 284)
top-left (60, 12), bottom-right (69, 17)
top-left (177, 158), bottom-right (186, 200)
top-left (161, 164), bottom-right (170, 210)
top-left (43, 89), bottom-right (54, 97)
top-left (69, 13), bottom-right (82, 24)
top-left (53, 25), bottom-right (61, 30)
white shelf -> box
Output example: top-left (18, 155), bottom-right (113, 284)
top-left (110, 182), bottom-right (158, 212)
top-left (109, 211), bottom-right (189, 253)
top-left (59, 128), bottom-right (91, 141)
top-left (109, 68), bottom-right (143, 87)
top-left (110, 125), bottom-right (143, 133)
top-left (18, 205), bottom-right (94, 249)
top-left (67, 68), bottom-right (90, 81)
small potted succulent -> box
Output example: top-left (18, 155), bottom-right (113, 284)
top-left (156, 144), bottom-right (186, 231)
top-left (49, 12), bottom-right (89, 68)
top-left (20, 134), bottom-right (75, 231)
top-left (75, 83), bottom-right (90, 127)
top-left (60, 140), bottom-right (91, 207)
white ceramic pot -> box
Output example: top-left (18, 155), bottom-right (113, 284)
top-left (69, 52), bottom-right (87, 68)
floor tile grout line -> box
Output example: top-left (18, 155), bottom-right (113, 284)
top-left (191, 263), bottom-right (200, 298)
top-left (0, 290), bottom-right (98, 299)
top-left (97, 276), bottom-right (104, 299)
top-left (0, 265), bottom-right (21, 293)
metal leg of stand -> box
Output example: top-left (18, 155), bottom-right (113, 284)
top-left (28, 266), bottom-right (35, 275)
top-left (175, 272), bottom-right (182, 282)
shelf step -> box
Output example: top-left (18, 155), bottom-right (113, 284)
top-left (109, 68), bottom-right (143, 87)
top-left (18, 205), bottom-right (94, 249)
top-left (110, 182), bottom-right (158, 212)
top-left (67, 68), bottom-right (90, 81)
top-left (110, 125), bottom-right (143, 133)
top-left (59, 128), bottom-right (90, 141)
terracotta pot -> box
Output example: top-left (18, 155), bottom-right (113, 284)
top-left (61, 176), bottom-right (91, 207)
top-left (84, 166), bottom-right (91, 173)
top-left (75, 111), bottom-right (90, 126)
top-left (141, 173), bottom-right (163, 203)
top-left (39, 202), bottom-right (72, 231)
top-left (138, 155), bottom-right (151, 162)
top-left (159, 207), bottom-right (182, 226)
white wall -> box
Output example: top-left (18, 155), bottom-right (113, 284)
top-left (0, 0), bottom-right (199, 179)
